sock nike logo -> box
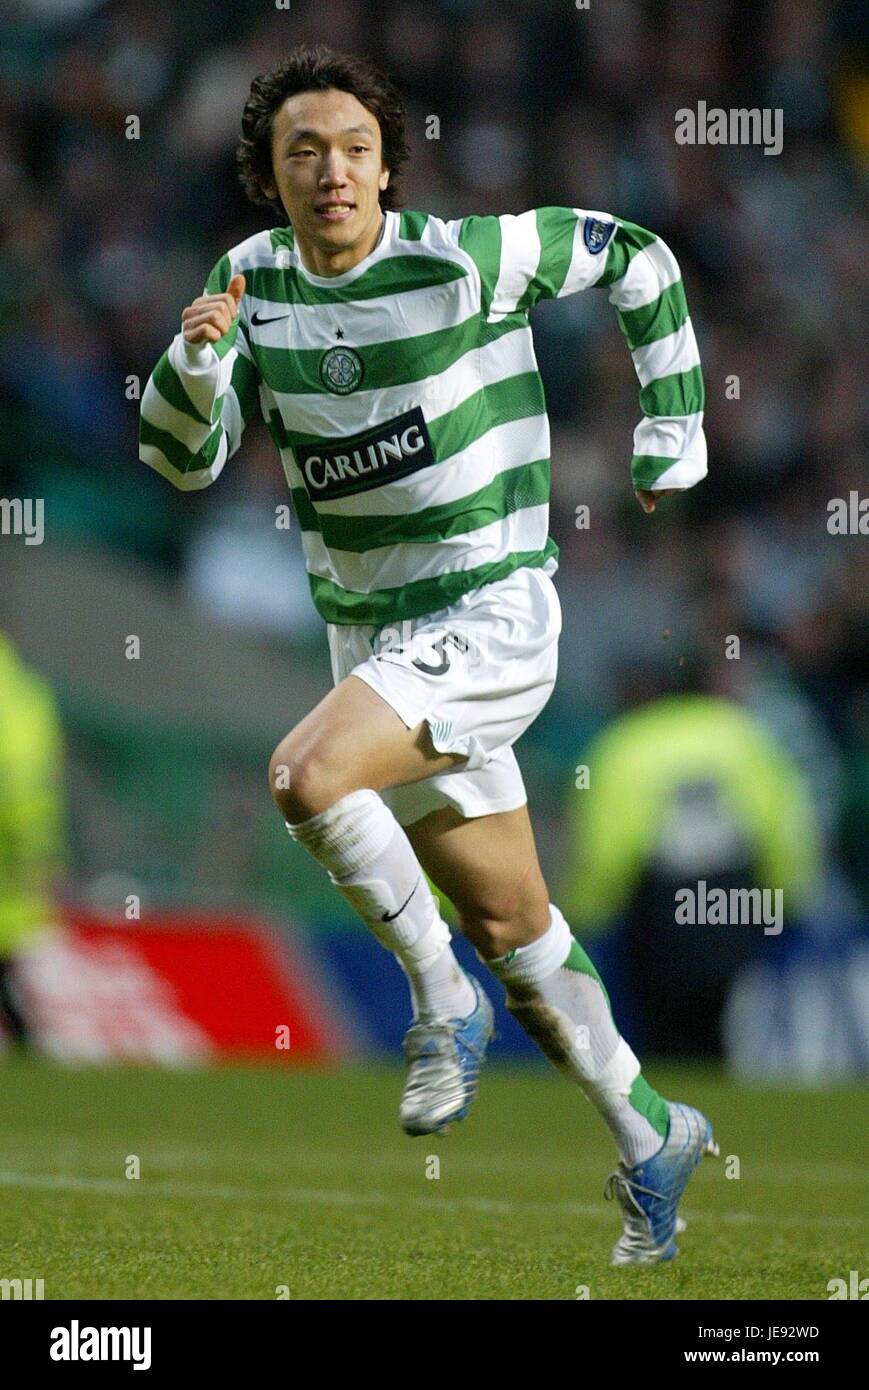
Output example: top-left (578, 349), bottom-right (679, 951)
top-left (381, 877), bottom-right (421, 922)
top-left (251, 310), bottom-right (292, 326)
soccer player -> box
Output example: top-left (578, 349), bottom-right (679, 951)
top-left (140, 43), bottom-right (717, 1265)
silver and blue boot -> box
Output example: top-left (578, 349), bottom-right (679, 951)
top-left (604, 1100), bottom-right (719, 1265)
top-left (399, 975), bottom-right (495, 1136)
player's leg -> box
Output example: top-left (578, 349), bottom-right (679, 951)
top-left (407, 800), bottom-right (718, 1261)
top-left (271, 566), bottom-right (551, 1135)
top-left (406, 802), bottom-right (677, 1164)
top-left (270, 672), bottom-right (465, 821)
top-left (269, 673), bottom-right (477, 1025)
top-left (272, 564), bottom-right (561, 1043)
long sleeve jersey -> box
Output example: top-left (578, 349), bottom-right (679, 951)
top-left (140, 207), bottom-right (707, 629)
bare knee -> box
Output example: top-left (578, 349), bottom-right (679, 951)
top-left (456, 875), bottom-right (551, 960)
top-left (268, 736), bottom-right (353, 822)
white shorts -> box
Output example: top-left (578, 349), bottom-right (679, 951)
top-left (325, 564), bottom-right (562, 826)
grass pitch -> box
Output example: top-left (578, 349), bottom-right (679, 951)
top-left (0, 1057), bottom-right (864, 1300)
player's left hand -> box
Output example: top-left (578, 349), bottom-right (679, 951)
top-left (635, 488), bottom-right (681, 514)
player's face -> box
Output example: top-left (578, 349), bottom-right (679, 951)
top-left (266, 87), bottom-right (390, 273)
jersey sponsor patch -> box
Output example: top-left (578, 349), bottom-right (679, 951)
top-left (295, 406), bottom-right (435, 501)
top-left (583, 217), bottom-right (616, 255)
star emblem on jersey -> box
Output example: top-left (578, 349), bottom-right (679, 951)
top-left (320, 345), bottom-right (363, 394)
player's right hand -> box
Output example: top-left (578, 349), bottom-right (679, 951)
top-left (181, 273), bottom-right (246, 344)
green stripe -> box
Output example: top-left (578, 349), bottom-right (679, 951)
top-left (478, 311), bottom-right (531, 348)
top-left (270, 226), bottom-right (295, 254)
top-left (597, 218), bottom-right (657, 288)
top-left (200, 253), bottom-right (249, 358)
top-left (267, 334), bottom-right (540, 453)
top-left (299, 458), bottom-right (550, 552)
top-left (563, 938), bottom-right (612, 1014)
top-left (631, 454), bottom-right (688, 488)
top-left (212, 318), bottom-right (241, 360)
top-left (284, 371), bottom-right (546, 537)
top-left (430, 379), bottom-right (494, 463)
top-left (458, 215), bottom-right (502, 319)
top-left (517, 207), bottom-right (579, 311)
top-left (639, 364), bottom-right (704, 417)
top-left (432, 370), bottom-right (545, 463)
top-left (230, 352), bottom-right (261, 423)
top-left (205, 253), bottom-right (232, 295)
top-left (309, 539), bottom-right (559, 626)
top-left (399, 209), bottom-right (429, 240)
top-left (240, 256), bottom-right (466, 308)
top-left (617, 279), bottom-right (688, 351)
top-left (262, 405), bottom-right (288, 460)
top-left (152, 353), bottom-right (211, 427)
top-left (290, 487), bottom-right (319, 531)
top-left (629, 1075), bottom-right (670, 1139)
top-left (139, 416), bottom-right (224, 476)
top-left (259, 310), bottom-right (480, 397)
top-left (262, 318), bottom-right (528, 447)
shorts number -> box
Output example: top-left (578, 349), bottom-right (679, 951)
top-left (411, 630), bottom-right (469, 676)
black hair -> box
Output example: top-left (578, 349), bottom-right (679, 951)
top-left (237, 43), bottom-right (410, 220)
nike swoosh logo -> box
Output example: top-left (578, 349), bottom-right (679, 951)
top-left (381, 877), bottom-right (420, 922)
top-left (251, 310), bottom-right (292, 326)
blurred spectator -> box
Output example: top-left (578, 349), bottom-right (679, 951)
top-left (559, 674), bottom-right (822, 1057)
top-left (0, 632), bottom-right (69, 1047)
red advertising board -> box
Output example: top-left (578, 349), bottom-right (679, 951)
top-left (13, 910), bottom-right (353, 1064)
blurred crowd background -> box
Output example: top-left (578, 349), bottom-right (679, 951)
top-left (0, 0), bottom-right (866, 1067)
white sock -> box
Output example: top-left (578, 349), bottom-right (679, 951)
top-left (286, 789), bottom-right (476, 1022)
top-left (487, 904), bottom-right (669, 1165)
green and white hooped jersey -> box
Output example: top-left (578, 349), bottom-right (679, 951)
top-left (140, 207), bottom-right (706, 628)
